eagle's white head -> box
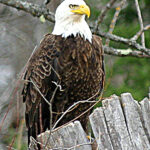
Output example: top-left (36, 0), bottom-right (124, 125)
top-left (52, 0), bottom-right (92, 43)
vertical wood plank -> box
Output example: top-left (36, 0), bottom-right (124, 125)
top-left (37, 121), bottom-right (92, 150)
top-left (140, 97), bottom-right (150, 142)
top-left (29, 92), bottom-right (150, 150)
top-left (121, 93), bottom-right (150, 150)
top-left (89, 107), bottom-right (114, 150)
top-left (102, 95), bottom-right (134, 150)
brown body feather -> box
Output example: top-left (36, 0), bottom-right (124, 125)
top-left (22, 34), bottom-right (105, 145)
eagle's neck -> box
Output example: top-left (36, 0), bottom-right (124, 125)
top-left (52, 17), bottom-right (92, 43)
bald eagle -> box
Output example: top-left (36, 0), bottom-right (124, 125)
top-left (22, 0), bottom-right (105, 146)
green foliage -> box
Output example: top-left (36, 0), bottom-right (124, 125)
top-left (103, 26), bottom-right (150, 101)
top-left (89, 0), bottom-right (150, 101)
top-left (104, 57), bottom-right (150, 101)
top-left (3, 126), bottom-right (27, 150)
top-left (145, 30), bottom-right (150, 48)
top-left (145, 0), bottom-right (150, 5)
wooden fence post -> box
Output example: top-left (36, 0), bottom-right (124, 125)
top-left (30, 93), bottom-right (150, 150)
top-left (30, 121), bottom-right (92, 150)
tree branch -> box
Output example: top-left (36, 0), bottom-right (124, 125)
top-left (52, 90), bottom-right (99, 130)
top-left (95, 30), bottom-right (150, 55)
top-left (0, 0), bottom-right (150, 57)
top-left (105, 0), bottom-right (126, 46)
top-left (104, 46), bottom-right (150, 58)
top-left (131, 24), bottom-right (150, 41)
top-left (135, 0), bottom-right (145, 47)
top-left (0, 0), bottom-right (55, 23)
top-left (94, 0), bottom-right (117, 33)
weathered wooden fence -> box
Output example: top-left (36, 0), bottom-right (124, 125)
top-left (30, 93), bottom-right (150, 150)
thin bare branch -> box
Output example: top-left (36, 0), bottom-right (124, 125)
top-left (131, 24), bottom-right (150, 41)
top-left (24, 78), bottom-right (59, 129)
top-left (53, 94), bottom-right (104, 133)
top-left (29, 79), bottom-right (51, 105)
top-left (104, 46), bottom-right (150, 58)
top-left (105, 0), bottom-right (126, 46)
top-left (49, 87), bottom-right (58, 129)
top-left (135, 0), bottom-right (145, 47)
top-left (29, 136), bottom-right (49, 150)
top-left (52, 90), bottom-right (100, 130)
top-left (6, 146), bottom-right (17, 150)
top-left (94, 0), bottom-right (117, 33)
top-left (0, 0), bottom-right (150, 58)
top-left (24, 79), bottom-right (60, 149)
top-left (0, 0), bottom-right (55, 23)
top-left (44, 90), bottom-right (101, 148)
top-left (42, 82), bottom-right (59, 149)
top-left (95, 30), bottom-right (150, 55)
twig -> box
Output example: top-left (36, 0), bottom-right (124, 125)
top-left (27, 79), bottom-right (51, 106)
top-left (24, 78), bottom-right (56, 126)
top-left (52, 90), bottom-right (100, 130)
top-left (43, 92), bottom-right (98, 149)
top-left (105, 0), bottom-right (126, 46)
top-left (6, 146), bottom-right (17, 150)
top-left (39, 104), bottom-right (43, 150)
top-left (29, 136), bottom-right (49, 150)
top-left (49, 82), bottom-right (60, 129)
top-left (53, 94), bottom-right (104, 132)
top-left (131, 24), bottom-right (150, 41)
top-left (25, 79), bottom-right (60, 149)
top-left (0, 0), bottom-right (55, 23)
top-left (0, 83), bottom-right (18, 132)
top-left (0, 81), bottom-right (22, 150)
top-left (43, 83), bottom-right (59, 149)
top-left (135, 0), bottom-right (145, 47)
top-left (103, 46), bottom-right (150, 58)
top-left (94, 0), bottom-right (117, 33)
top-left (95, 30), bottom-right (150, 55)
top-left (52, 81), bottom-right (64, 91)
top-left (1, 0), bottom-right (150, 57)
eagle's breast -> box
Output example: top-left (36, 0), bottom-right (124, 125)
top-left (54, 35), bottom-right (103, 102)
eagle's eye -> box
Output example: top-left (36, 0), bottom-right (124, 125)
top-left (69, 4), bottom-right (79, 9)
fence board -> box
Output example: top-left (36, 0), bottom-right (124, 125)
top-left (89, 107), bottom-right (114, 150)
top-left (121, 93), bottom-right (150, 150)
top-left (30, 93), bottom-right (150, 150)
top-left (103, 95), bottom-right (133, 150)
top-left (140, 98), bottom-right (150, 142)
top-left (36, 121), bottom-right (92, 150)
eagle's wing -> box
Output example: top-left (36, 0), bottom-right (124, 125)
top-left (22, 34), bottom-right (60, 142)
top-left (93, 35), bottom-right (105, 92)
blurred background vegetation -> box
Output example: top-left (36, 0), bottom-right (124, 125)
top-left (86, 0), bottom-right (150, 101)
top-left (0, 0), bottom-right (150, 149)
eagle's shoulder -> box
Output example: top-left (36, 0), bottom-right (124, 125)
top-left (92, 35), bottom-right (103, 55)
top-left (22, 34), bottom-right (61, 127)
top-left (22, 33), bottom-right (60, 108)
top-left (25, 34), bottom-right (59, 73)
top-left (92, 35), bottom-right (102, 46)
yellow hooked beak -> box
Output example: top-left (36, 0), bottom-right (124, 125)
top-left (71, 5), bottom-right (90, 18)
